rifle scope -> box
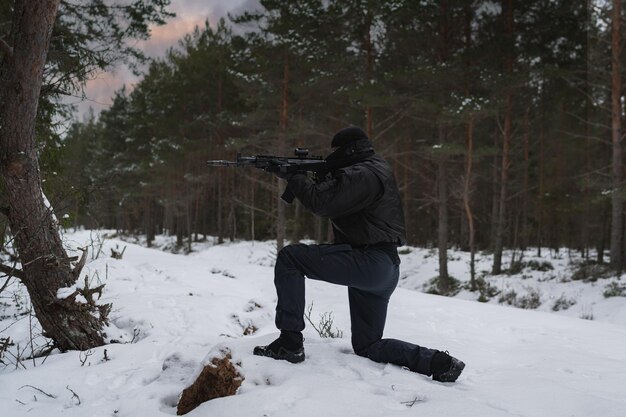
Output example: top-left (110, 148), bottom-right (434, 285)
top-left (294, 148), bottom-right (309, 157)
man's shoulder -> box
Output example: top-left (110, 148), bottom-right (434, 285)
top-left (338, 161), bottom-right (379, 180)
top-left (350, 156), bottom-right (392, 176)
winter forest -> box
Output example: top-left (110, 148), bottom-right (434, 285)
top-left (35, 1), bottom-right (626, 277)
top-left (2, 1), bottom-right (626, 416)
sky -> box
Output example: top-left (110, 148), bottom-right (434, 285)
top-left (69, 0), bottom-right (256, 121)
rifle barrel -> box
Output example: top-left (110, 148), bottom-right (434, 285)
top-left (207, 160), bottom-right (239, 166)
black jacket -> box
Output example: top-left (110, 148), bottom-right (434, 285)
top-left (286, 152), bottom-right (407, 249)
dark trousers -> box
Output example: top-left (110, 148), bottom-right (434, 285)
top-left (274, 243), bottom-right (436, 376)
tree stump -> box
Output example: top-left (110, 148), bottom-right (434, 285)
top-left (177, 353), bottom-right (243, 415)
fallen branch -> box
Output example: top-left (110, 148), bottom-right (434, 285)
top-left (79, 349), bottom-right (93, 366)
top-left (18, 385), bottom-right (56, 399)
top-left (66, 385), bottom-right (81, 405)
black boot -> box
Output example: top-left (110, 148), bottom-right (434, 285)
top-left (430, 351), bottom-right (465, 383)
top-left (253, 331), bottom-right (305, 364)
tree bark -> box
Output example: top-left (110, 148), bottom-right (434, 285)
top-left (276, 50), bottom-right (289, 251)
top-left (437, 124), bottom-right (449, 291)
top-left (610, 0), bottom-right (623, 270)
top-left (463, 116), bottom-right (476, 290)
top-left (492, 0), bottom-right (514, 275)
top-left (522, 110), bottom-right (530, 251)
top-left (462, 4), bottom-right (476, 290)
top-left (145, 199), bottom-right (155, 248)
top-left (537, 128), bottom-right (545, 257)
top-left (403, 140), bottom-right (411, 243)
top-left (436, 0), bottom-right (450, 292)
top-left (0, 0), bottom-right (107, 351)
top-left (491, 130), bottom-right (500, 249)
top-left (364, 7), bottom-right (373, 138)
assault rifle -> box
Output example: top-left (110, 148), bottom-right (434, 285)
top-left (207, 148), bottom-right (327, 203)
top-left (208, 146), bottom-right (375, 203)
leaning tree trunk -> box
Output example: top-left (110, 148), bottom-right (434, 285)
top-left (0, 0), bottom-right (108, 351)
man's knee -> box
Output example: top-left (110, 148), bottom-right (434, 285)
top-left (276, 244), bottom-right (313, 274)
top-left (352, 338), bottom-right (378, 358)
top-left (276, 244), bottom-right (300, 265)
top-left (278, 243), bottom-right (314, 261)
top-left (353, 345), bottom-right (369, 358)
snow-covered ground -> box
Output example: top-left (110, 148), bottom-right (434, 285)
top-left (1, 231), bottom-right (625, 417)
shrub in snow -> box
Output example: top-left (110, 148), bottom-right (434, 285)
top-left (580, 312), bottom-right (594, 320)
top-left (499, 288), bottom-right (542, 309)
top-left (507, 260), bottom-right (525, 275)
top-left (305, 303), bottom-right (344, 338)
top-left (423, 276), bottom-right (462, 297)
top-left (507, 260), bottom-right (554, 275)
top-left (0, 337), bottom-right (13, 365)
top-left (177, 351), bottom-right (243, 415)
top-left (571, 263), bottom-right (614, 282)
top-left (552, 295), bottom-right (577, 311)
top-left (526, 260), bottom-right (554, 272)
top-left (498, 290), bottom-right (518, 306)
top-left (110, 244), bottom-right (126, 259)
top-left (603, 281), bottom-right (626, 298)
top-left (516, 288), bottom-right (542, 309)
top-left (474, 277), bottom-right (500, 302)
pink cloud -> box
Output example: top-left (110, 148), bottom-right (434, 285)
top-left (74, 0), bottom-right (248, 119)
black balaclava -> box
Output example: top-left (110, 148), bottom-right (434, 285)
top-left (331, 126), bottom-right (369, 148)
top-left (326, 126), bottom-right (374, 162)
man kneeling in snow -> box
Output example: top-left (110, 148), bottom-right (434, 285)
top-left (253, 127), bottom-right (465, 383)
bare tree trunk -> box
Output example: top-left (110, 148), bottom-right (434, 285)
top-left (364, 8), bottom-right (373, 138)
top-left (610, 0), bottom-right (623, 270)
top-left (583, 62), bottom-right (592, 260)
top-left (229, 169), bottom-right (236, 242)
top-left (276, 51), bottom-right (289, 251)
top-left (537, 128), bottom-right (545, 257)
top-left (250, 179), bottom-right (255, 241)
top-left (492, 0), bottom-right (514, 275)
top-left (491, 131), bottom-right (500, 249)
top-left (437, 125), bottom-right (450, 291)
top-left (0, 0), bottom-right (108, 351)
top-left (145, 199), bottom-right (155, 248)
top-left (403, 141), bottom-right (411, 243)
top-left (462, 5), bottom-right (476, 290)
top-left (493, 94), bottom-right (512, 274)
top-left (522, 110), bottom-right (530, 251)
top-left (315, 216), bottom-right (323, 243)
top-left (436, 0), bottom-right (450, 292)
top-left (217, 172), bottom-right (224, 244)
top-left (187, 193), bottom-right (192, 253)
top-left (463, 116), bottom-right (476, 290)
